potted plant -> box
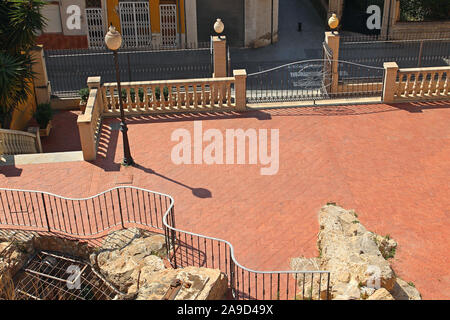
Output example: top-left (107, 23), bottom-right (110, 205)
top-left (34, 103), bottom-right (53, 137)
top-left (79, 87), bottom-right (90, 113)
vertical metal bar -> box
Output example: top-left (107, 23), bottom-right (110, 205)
top-left (263, 273), bottom-right (265, 300)
top-left (116, 188), bottom-right (125, 229)
top-left (0, 191), bottom-right (9, 225)
top-left (77, 200), bottom-right (86, 235)
top-left (294, 273), bottom-right (298, 300)
top-left (418, 40), bottom-right (424, 67)
top-left (71, 198), bottom-right (79, 235)
top-left (327, 273), bottom-right (330, 300)
top-left (286, 273), bottom-right (289, 300)
top-left (270, 274), bottom-right (272, 300)
top-left (277, 273), bottom-right (280, 300)
top-left (40, 193), bottom-right (51, 232)
top-left (84, 200), bottom-right (93, 235)
top-left (127, 52), bottom-right (132, 82)
top-left (171, 207), bottom-right (177, 269)
top-left (318, 273), bottom-right (322, 300)
top-left (255, 273), bottom-right (258, 300)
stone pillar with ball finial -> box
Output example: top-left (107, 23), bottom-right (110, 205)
top-left (212, 18), bottom-right (227, 78)
top-left (325, 13), bottom-right (340, 94)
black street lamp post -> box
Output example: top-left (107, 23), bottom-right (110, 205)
top-left (105, 25), bottom-right (134, 166)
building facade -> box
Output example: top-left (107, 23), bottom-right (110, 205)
top-left (37, 0), bottom-right (279, 49)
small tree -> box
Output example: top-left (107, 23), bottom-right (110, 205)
top-left (0, 0), bottom-right (46, 128)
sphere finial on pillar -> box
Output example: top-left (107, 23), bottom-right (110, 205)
top-left (328, 13), bottom-right (339, 31)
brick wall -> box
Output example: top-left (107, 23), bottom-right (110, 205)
top-left (36, 33), bottom-right (89, 50)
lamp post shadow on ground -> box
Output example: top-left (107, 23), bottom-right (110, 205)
top-left (105, 25), bottom-right (134, 167)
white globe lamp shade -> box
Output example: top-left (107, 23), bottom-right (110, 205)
top-left (214, 18), bottom-right (224, 34)
top-left (105, 25), bottom-right (122, 51)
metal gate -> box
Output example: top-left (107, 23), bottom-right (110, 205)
top-left (86, 8), bottom-right (105, 48)
top-left (159, 4), bottom-right (178, 48)
top-left (119, 2), bottom-right (152, 48)
top-left (246, 59), bottom-right (385, 104)
top-left (322, 41), bottom-right (333, 95)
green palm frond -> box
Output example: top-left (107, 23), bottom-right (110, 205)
top-left (0, 0), bottom-right (46, 128)
top-left (5, 0), bottom-right (47, 53)
top-left (0, 53), bottom-right (35, 128)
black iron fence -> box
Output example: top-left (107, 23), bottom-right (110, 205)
top-left (246, 59), bottom-right (385, 104)
top-left (340, 30), bottom-right (450, 42)
top-left (340, 33), bottom-right (450, 69)
top-left (0, 187), bottom-right (331, 300)
top-left (45, 47), bottom-right (213, 98)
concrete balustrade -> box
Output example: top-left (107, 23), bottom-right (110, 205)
top-left (101, 75), bottom-right (245, 116)
top-left (77, 77), bottom-right (103, 161)
top-left (77, 72), bottom-right (247, 161)
top-left (0, 128), bottom-right (42, 155)
top-left (383, 64), bottom-right (450, 103)
top-left (394, 67), bottom-right (449, 101)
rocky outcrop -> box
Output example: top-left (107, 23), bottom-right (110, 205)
top-left (132, 267), bottom-right (228, 300)
top-left (1, 228), bottom-right (228, 300)
top-left (318, 205), bottom-right (396, 292)
top-left (390, 278), bottom-right (421, 300)
top-left (367, 288), bottom-right (395, 300)
top-left (291, 204), bottom-right (422, 300)
top-left (0, 241), bottom-right (32, 281)
top-left (91, 230), bottom-right (167, 292)
top-left (91, 229), bottom-right (228, 300)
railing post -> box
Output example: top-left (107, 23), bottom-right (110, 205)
top-left (116, 188), bottom-right (125, 230)
top-left (40, 193), bottom-right (51, 232)
top-left (383, 62), bottom-right (399, 103)
top-left (87, 76), bottom-right (103, 111)
top-left (170, 206), bottom-right (178, 269)
top-left (27, 126), bottom-right (43, 153)
top-left (229, 248), bottom-right (235, 297)
top-left (77, 118), bottom-right (96, 160)
top-left (77, 76), bottom-right (102, 161)
top-left (213, 36), bottom-right (227, 78)
top-left (233, 69), bottom-right (247, 111)
top-left (324, 32), bottom-right (340, 94)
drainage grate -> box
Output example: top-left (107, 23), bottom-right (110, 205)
top-left (13, 251), bottom-right (121, 300)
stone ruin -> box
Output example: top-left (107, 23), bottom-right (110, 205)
top-left (290, 204), bottom-right (422, 300)
top-left (1, 204), bottom-right (423, 300)
top-left (0, 228), bottom-right (228, 300)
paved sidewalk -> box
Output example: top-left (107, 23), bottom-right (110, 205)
top-left (231, 0), bottom-right (326, 72)
top-left (1, 102), bottom-right (450, 299)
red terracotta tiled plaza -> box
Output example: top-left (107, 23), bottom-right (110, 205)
top-left (1, 102), bottom-right (449, 299)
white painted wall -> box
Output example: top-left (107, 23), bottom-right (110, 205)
top-left (41, 3), bottom-right (63, 33)
top-left (185, 0), bottom-right (198, 46)
top-left (245, 0), bottom-right (279, 47)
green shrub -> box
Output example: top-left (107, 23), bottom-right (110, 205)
top-left (34, 103), bottom-right (53, 129)
top-left (79, 87), bottom-right (90, 104)
top-left (154, 86), bottom-right (169, 101)
top-left (119, 86), bottom-right (169, 102)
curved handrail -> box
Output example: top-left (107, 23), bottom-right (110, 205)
top-left (0, 186), bottom-right (174, 203)
top-left (0, 186), bottom-right (174, 238)
top-left (161, 206), bottom-right (328, 276)
top-left (0, 186), bottom-right (330, 299)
